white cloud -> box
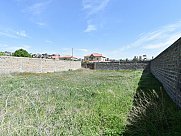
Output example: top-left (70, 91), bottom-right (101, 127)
top-left (129, 21), bottom-right (181, 50)
top-left (100, 21), bottom-right (181, 59)
top-left (144, 33), bottom-right (181, 49)
top-left (24, 0), bottom-right (52, 15)
top-left (84, 24), bottom-right (97, 32)
top-left (144, 43), bottom-right (165, 49)
top-left (36, 22), bottom-right (47, 26)
top-left (16, 30), bottom-right (28, 38)
top-left (82, 0), bottom-right (110, 16)
top-left (0, 43), bottom-right (31, 52)
top-left (82, 0), bottom-right (110, 32)
top-left (0, 31), bottom-right (18, 38)
top-left (16, 0), bottom-right (52, 26)
top-left (45, 40), bottom-right (54, 44)
top-left (0, 29), bottom-right (29, 38)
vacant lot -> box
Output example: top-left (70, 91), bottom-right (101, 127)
top-left (1, 69), bottom-right (180, 136)
top-left (0, 70), bottom-right (142, 135)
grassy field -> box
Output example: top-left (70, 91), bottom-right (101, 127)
top-left (0, 69), bottom-right (142, 135)
top-left (0, 69), bottom-right (181, 136)
top-left (124, 70), bottom-right (181, 136)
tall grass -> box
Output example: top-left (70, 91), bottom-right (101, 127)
top-left (0, 69), bottom-right (142, 135)
top-left (124, 71), bottom-right (181, 136)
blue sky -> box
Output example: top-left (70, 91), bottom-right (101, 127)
top-left (0, 0), bottom-right (181, 59)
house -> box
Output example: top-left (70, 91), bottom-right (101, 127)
top-left (32, 53), bottom-right (42, 58)
top-left (143, 55), bottom-right (147, 61)
top-left (84, 53), bottom-right (107, 62)
top-left (59, 55), bottom-right (78, 61)
top-left (42, 53), bottom-right (49, 59)
top-left (51, 54), bottom-right (60, 60)
top-left (4, 51), bottom-right (12, 56)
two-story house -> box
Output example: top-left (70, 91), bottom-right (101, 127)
top-left (84, 53), bottom-right (106, 62)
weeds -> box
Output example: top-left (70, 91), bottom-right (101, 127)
top-left (0, 70), bottom-right (142, 135)
top-left (1, 70), bottom-right (180, 135)
top-left (124, 71), bottom-right (181, 136)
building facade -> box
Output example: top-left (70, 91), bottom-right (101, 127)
top-left (84, 53), bottom-right (106, 62)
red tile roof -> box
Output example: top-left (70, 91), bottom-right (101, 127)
top-left (85, 53), bottom-right (104, 57)
top-left (51, 54), bottom-right (60, 59)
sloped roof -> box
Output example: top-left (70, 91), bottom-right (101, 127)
top-left (51, 54), bottom-right (60, 59)
top-left (85, 53), bottom-right (104, 57)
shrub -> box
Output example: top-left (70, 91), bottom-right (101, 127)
top-left (0, 52), bottom-right (5, 56)
top-left (13, 49), bottom-right (31, 57)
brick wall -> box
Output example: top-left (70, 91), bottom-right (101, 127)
top-left (150, 38), bottom-right (181, 107)
top-left (94, 62), bottom-right (149, 70)
top-left (0, 56), bottom-right (81, 74)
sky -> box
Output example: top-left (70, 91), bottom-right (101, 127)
top-left (0, 0), bottom-right (181, 59)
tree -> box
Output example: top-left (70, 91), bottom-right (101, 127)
top-left (132, 56), bottom-right (139, 62)
top-left (0, 52), bottom-right (5, 56)
top-left (13, 49), bottom-right (31, 57)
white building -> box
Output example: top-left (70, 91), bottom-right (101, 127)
top-left (84, 53), bottom-right (106, 62)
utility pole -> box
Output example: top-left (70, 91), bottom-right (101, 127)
top-left (72, 48), bottom-right (73, 57)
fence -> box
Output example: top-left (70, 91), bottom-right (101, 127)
top-left (150, 37), bottom-right (181, 107)
top-left (0, 56), bottom-right (81, 74)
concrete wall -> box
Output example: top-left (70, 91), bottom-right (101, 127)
top-left (0, 56), bottom-right (81, 74)
top-left (94, 62), bottom-right (149, 70)
top-left (150, 38), bottom-right (181, 107)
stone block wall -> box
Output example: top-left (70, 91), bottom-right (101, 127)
top-left (150, 38), bottom-right (181, 107)
top-left (94, 62), bottom-right (149, 70)
top-left (0, 56), bottom-right (81, 74)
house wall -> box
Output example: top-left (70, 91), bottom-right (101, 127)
top-left (84, 56), bottom-right (105, 62)
top-left (150, 37), bottom-right (181, 107)
top-left (100, 57), bottom-right (106, 61)
top-left (84, 56), bottom-right (89, 61)
top-left (94, 57), bottom-right (102, 61)
top-left (0, 56), bottom-right (81, 74)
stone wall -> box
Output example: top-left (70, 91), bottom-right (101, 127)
top-left (150, 37), bottom-right (181, 107)
top-left (0, 56), bottom-right (81, 74)
top-left (94, 62), bottom-right (149, 70)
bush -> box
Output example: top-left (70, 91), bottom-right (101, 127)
top-left (0, 52), bottom-right (5, 56)
top-left (13, 49), bottom-right (31, 57)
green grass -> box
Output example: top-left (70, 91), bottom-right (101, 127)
top-left (123, 70), bottom-right (181, 136)
top-left (0, 69), bottom-right (142, 135)
top-left (1, 69), bottom-right (181, 136)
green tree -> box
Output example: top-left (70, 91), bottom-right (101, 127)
top-left (0, 51), bottom-right (5, 56)
top-left (13, 49), bottom-right (31, 57)
top-left (132, 56), bottom-right (139, 62)
top-left (0, 52), bottom-right (5, 56)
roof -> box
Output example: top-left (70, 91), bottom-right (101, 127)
top-left (51, 54), bottom-right (60, 59)
top-left (85, 53), bottom-right (105, 57)
top-left (51, 55), bottom-right (60, 59)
